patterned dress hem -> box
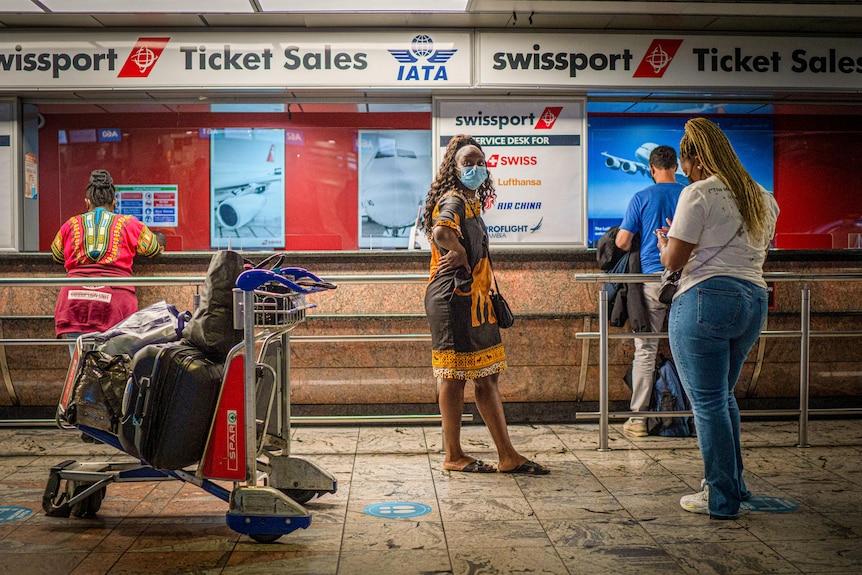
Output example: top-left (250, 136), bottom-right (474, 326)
top-left (433, 360), bottom-right (507, 380)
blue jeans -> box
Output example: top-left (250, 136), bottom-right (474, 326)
top-left (668, 276), bottom-right (767, 519)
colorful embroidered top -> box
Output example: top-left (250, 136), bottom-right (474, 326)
top-left (51, 208), bottom-right (162, 275)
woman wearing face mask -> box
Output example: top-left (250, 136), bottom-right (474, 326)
top-left (421, 134), bottom-right (548, 475)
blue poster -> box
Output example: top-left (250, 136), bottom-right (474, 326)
top-left (587, 115), bottom-right (774, 246)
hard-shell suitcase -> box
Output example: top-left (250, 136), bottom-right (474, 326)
top-left (120, 342), bottom-right (224, 469)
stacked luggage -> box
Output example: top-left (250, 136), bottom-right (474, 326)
top-left (60, 250), bottom-right (246, 470)
top-left (49, 251), bottom-right (339, 542)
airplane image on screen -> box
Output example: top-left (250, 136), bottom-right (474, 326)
top-left (211, 143), bottom-right (284, 231)
top-left (601, 142), bottom-right (688, 185)
top-left (359, 132), bottom-right (430, 248)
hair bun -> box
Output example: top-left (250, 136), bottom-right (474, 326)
top-left (89, 169), bottom-right (113, 186)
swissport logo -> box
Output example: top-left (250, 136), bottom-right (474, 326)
top-left (118, 37), bottom-right (170, 78)
top-left (535, 107), bottom-right (562, 130)
top-left (633, 39), bottom-right (683, 78)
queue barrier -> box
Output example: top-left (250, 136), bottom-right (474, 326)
top-left (0, 274), bottom-right (461, 428)
top-left (3, 272), bottom-right (861, 444)
top-left (573, 271), bottom-right (862, 451)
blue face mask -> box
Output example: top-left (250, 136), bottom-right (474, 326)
top-left (459, 165), bottom-right (487, 190)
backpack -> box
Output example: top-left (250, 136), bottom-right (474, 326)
top-left (647, 354), bottom-right (696, 437)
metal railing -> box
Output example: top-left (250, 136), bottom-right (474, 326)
top-left (573, 271), bottom-right (862, 450)
top-left (0, 273), bottom-right (455, 427)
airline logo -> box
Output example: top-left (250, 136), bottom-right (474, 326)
top-left (388, 34), bottom-right (456, 81)
top-left (486, 154), bottom-right (538, 168)
top-left (118, 37), bottom-right (170, 78)
top-left (487, 218), bottom-right (544, 237)
top-left (535, 107), bottom-right (562, 129)
top-left (633, 39), bottom-right (683, 78)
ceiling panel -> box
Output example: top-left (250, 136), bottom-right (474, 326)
top-left (798, 18), bottom-right (862, 35)
top-left (37, 0), bottom-right (255, 13)
top-left (0, 0), bottom-right (41, 12)
top-left (91, 14), bottom-right (208, 28)
top-left (0, 14), bottom-right (103, 27)
top-left (200, 13), bottom-right (309, 27)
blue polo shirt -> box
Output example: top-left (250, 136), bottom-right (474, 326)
top-left (619, 182), bottom-right (684, 274)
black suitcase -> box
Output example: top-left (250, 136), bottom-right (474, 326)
top-left (120, 342), bottom-right (224, 470)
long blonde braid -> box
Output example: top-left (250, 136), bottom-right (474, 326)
top-left (679, 117), bottom-right (769, 241)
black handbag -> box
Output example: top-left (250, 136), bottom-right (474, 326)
top-left (486, 248), bottom-right (514, 329)
top-left (658, 268), bottom-right (681, 305)
top-left (490, 290), bottom-right (514, 329)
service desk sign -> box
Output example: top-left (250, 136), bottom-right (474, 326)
top-left (435, 98), bottom-right (585, 247)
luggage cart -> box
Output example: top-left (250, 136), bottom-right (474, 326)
top-left (42, 266), bottom-right (337, 543)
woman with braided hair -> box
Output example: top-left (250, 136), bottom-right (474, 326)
top-left (422, 134), bottom-right (548, 475)
top-left (52, 169), bottom-right (163, 348)
top-left (656, 118), bottom-right (779, 519)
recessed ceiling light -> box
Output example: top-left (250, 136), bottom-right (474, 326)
top-left (35, 0), bottom-right (255, 13)
top-left (259, 0), bottom-right (468, 12)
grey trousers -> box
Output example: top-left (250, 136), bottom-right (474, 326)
top-left (630, 281), bottom-right (669, 416)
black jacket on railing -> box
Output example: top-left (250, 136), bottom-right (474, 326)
top-left (596, 226), bottom-right (649, 332)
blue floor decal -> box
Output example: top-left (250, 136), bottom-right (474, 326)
top-left (0, 506), bottom-right (33, 522)
top-left (741, 495), bottom-right (799, 513)
top-left (364, 501), bottom-right (432, 519)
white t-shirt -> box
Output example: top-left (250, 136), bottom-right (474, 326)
top-left (669, 174), bottom-right (780, 298)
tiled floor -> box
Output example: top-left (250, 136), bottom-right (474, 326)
top-left (1, 419), bottom-right (861, 574)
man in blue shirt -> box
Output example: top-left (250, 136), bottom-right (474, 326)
top-left (615, 145), bottom-right (684, 437)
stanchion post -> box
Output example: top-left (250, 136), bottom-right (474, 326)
top-left (797, 283), bottom-right (811, 448)
top-left (598, 289), bottom-right (610, 451)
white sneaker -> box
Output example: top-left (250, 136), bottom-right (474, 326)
top-left (680, 484), bottom-right (710, 515)
top-left (623, 418), bottom-right (648, 437)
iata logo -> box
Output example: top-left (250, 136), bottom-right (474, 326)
top-left (633, 39), bottom-right (683, 78)
top-left (388, 34), bottom-right (456, 81)
top-left (535, 107), bottom-right (562, 130)
top-left (118, 37), bottom-right (170, 78)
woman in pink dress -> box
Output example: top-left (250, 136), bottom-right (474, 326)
top-left (52, 169), bottom-right (162, 345)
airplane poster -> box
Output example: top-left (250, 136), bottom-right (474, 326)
top-left (209, 128), bottom-right (286, 250)
top-left (586, 114), bottom-right (774, 246)
top-left (357, 130), bottom-right (432, 249)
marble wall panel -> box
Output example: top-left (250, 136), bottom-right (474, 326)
top-left (2, 251), bottom-right (862, 416)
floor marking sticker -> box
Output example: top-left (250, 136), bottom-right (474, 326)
top-left (363, 501), bottom-right (432, 519)
top-left (0, 506), bottom-right (33, 522)
top-left (741, 495), bottom-right (799, 513)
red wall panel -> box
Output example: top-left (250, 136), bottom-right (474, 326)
top-left (772, 114), bottom-right (862, 249)
top-left (39, 111), bottom-right (429, 251)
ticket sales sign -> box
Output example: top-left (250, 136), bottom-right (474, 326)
top-left (478, 33), bottom-right (862, 90)
top-left (2, 31), bottom-right (860, 91)
top-left (436, 99), bottom-right (585, 247)
top-left (0, 31), bottom-right (471, 88)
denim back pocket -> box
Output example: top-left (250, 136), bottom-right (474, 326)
top-left (696, 287), bottom-right (742, 331)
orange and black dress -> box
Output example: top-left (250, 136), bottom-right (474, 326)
top-left (424, 191), bottom-right (507, 379)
